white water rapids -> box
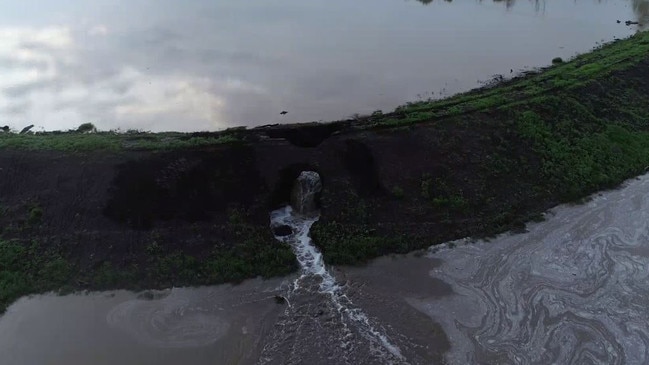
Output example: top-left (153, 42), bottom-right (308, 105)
top-left (269, 206), bottom-right (405, 363)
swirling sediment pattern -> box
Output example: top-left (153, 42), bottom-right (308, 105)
top-left (414, 175), bottom-right (649, 364)
top-left (107, 288), bottom-right (230, 348)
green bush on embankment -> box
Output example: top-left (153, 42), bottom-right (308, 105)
top-left (0, 130), bottom-right (240, 152)
top-left (363, 31), bottom-right (649, 128)
top-left (0, 224), bottom-right (297, 314)
top-left (0, 240), bottom-right (72, 314)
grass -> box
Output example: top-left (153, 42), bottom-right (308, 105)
top-left (0, 131), bottom-right (240, 152)
top-left (0, 223), bottom-right (297, 314)
top-left (0, 240), bottom-right (72, 314)
top-left (367, 31), bottom-right (649, 127)
top-left (372, 32), bottom-right (649, 210)
top-left (310, 223), bottom-right (413, 265)
top-left (140, 224), bottom-right (297, 288)
top-left (27, 205), bottom-right (43, 225)
top-left (392, 186), bottom-right (405, 199)
top-left (514, 103), bottom-right (649, 201)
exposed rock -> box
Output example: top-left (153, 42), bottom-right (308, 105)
top-left (261, 122), bottom-right (348, 147)
top-left (272, 224), bottom-right (293, 237)
top-left (290, 171), bottom-right (322, 216)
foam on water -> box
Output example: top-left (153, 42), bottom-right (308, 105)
top-left (270, 205), bottom-right (406, 363)
top-left (417, 174), bottom-right (649, 364)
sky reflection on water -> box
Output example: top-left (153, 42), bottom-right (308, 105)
top-left (0, 0), bottom-right (645, 132)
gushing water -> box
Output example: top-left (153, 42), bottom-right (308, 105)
top-left (290, 171), bottom-right (322, 217)
top-left (267, 171), bottom-right (406, 364)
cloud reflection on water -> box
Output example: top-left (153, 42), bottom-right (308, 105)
top-left (0, 0), bottom-right (643, 132)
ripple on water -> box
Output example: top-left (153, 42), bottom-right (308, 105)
top-left (107, 288), bottom-right (230, 348)
top-left (416, 175), bottom-right (649, 365)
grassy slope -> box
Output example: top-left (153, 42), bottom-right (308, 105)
top-left (312, 31), bottom-right (649, 265)
top-left (2, 31), bottom-right (649, 313)
top-left (0, 131), bottom-right (240, 151)
top-left (365, 31), bottom-right (649, 128)
top-left (0, 223), bottom-right (297, 314)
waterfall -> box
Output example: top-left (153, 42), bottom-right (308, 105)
top-left (290, 171), bottom-right (322, 216)
top-left (269, 171), bottom-right (406, 363)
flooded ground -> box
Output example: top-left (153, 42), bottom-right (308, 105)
top-left (0, 0), bottom-right (646, 132)
top-left (0, 280), bottom-right (288, 365)
top-left (414, 175), bottom-right (649, 364)
top-left (4, 174), bottom-right (649, 364)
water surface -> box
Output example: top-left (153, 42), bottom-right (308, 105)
top-left (416, 175), bottom-right (649, 364)
top-left (0, 280), bottom-right (287, 365)
top-left (0, 0), bottom-right (646, 131)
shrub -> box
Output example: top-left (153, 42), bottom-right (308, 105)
top-left (76, 123), bottom-right (97, 133)
top-left (392, 186), bottom-right (405, 199)
top-left (28, 206), bottom-right (43, 224)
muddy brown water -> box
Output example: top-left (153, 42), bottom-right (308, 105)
top-left (4, 175), bottom-right (649, 364)
top-left (0, 0), bottom-right (647, 132)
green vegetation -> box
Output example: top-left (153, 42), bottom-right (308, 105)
top-left (391, 186), bottom-right (405, 199)
top-left (139, 224), bottom-right (297, 288)
top-left (27, 204), bottom-right (43, 225)
top-left (514, 104), bottom-right (649, 201)
top-left (0, 130), bottom-right (240, 152)
top-left (420, 174), bottom-right (469, 214)
top-left (311, 223), bottom-right (413, 265)
top-left (0, 224), bottom-right (296, 313)
top-left (365, 31), bottom-right (649, 127)
top-left (76, 123), bottom-right (97, 134)
top-left (370, 32), bottom-right (649, 209)
top-left (0, 240), bottom-right (72, 314)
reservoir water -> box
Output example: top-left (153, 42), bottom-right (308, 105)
top-left (0, 0), bottom-right (646, 131)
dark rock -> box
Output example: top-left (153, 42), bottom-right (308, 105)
top-left (274, 295), bottom-right (286, 304)
top-left (103, 147), bottom-right (264, 229)
top-left (269, 163), bottom-right (321, 210)
top-left (343, 140), bottom-right (382, 196)
top-left (262, 122), bottom-right (348, 147)
top-left (291, 171), bottom-right (322, 216)
top-left (272, 224), bottom-right (293, 237)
